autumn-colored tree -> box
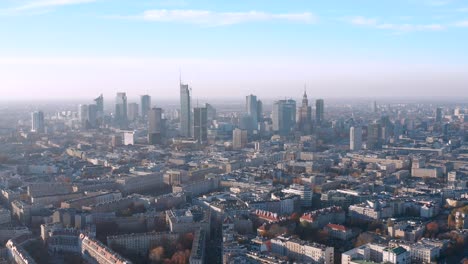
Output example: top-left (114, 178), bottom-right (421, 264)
top-left (149, 246), bottom-right (165, 263)
top-left (426, 222), bottom-right (439, 238)
top-left (290, 213), bottom-right (300, 222)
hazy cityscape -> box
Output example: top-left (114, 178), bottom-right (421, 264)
top-left (1, 1), bottom-right (468, 264)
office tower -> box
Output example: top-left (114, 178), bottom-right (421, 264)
top-left (180, 81), bottom-right (191, 137)
top-left (205, 103), bottom-right (217, 121)
top-left (94, 94), bottom-right (104, 113)
top-left (115, 92), bottom-right (128, 128)
top-left (246, 94), bottom-right (258, 130)
top-left (193, 107), bottom-right (208, 144)
top-left (272, 99), bottom-right (296, 136)
top-left (140, 95), bottom-right (151, 118)
top-left (350, 126), bottom-right (362, 151)
top-left (233, 128), bottom-right (248, 150)
top-left (367, 123), bottom-right (382, 150)
top-left (257, 100), bottom-right (263, 122)
top-left (94, 94), bottom-right (104, 127)
top-left (31, 111), bottom-right (45, 133)
top-left (87, 104), bottom-right (98, 128)
top-left (78, 104), bottom-right (89, 128)
top-left (298, 89), bottom-right (312, 134)
top-left (148, 108), bottom-right (164, 145)
top-left (373, 101), bottom-right (378, 113)
top-left (127, 103), bottom-right (139, 121)
top-left (315, 99), bottom-right (324, 125)
top-left (436, 107), bottom-right (443, 122)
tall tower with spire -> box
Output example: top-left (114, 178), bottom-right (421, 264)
top-left (298, 85), bottom-right (312, 134)
top-left (179, 72), bottom-right (192, 137)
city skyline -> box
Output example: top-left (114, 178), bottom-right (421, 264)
top-left (1, 0), bottom-right (468, 100)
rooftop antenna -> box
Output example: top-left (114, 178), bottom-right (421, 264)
top-left (179, 68), bottom-right (182, 85)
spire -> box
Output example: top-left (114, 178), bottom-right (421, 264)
top-left (303, 83), bottom-right (307, 98)
top-left (179, 68), bottom-right (182, 85)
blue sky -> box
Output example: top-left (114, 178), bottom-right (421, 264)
top-left (1, 0), bottom-right (468, 100)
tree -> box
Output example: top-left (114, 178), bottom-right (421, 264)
top-left (149, 246), bottom-right (165, 263)
top-left (426, 222), bottom-right (439, 238)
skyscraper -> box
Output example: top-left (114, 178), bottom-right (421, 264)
top-left (233, 128), bottom-right (248, 150)
top-left (315, 99), bottom-right (324, 125)
top-left (205, 103), bottom-right (217, 121)
top-left (115, 92), bottom-right (128, 128)
top-left (298, 89), bottom-right (312, 134)
top-left (272, 99), bottom-right (296, 136)
top-left (180, 81), bottom-right (191, 137)
top-left (94, 94), bottom-right (104, 127)
top-left (193, 107), bottom-right (208, 144)
top-left (94, 94), bottom-right (104, 113)
top-left (436, 107), bottom-right (443, 122)
top-left (141, 95), bottom-right (151, 118)
top-left (78, 104), bottom-right (89, 129)
top-left (367, 123), bottom-right (382, 150)
top-left (148, 108), bottom-right (164, 145)
top-left (31, 111), bottom-right (45, 133)
top-left (256, 100), bottom-right (263, 122)
top-left (246, 94), bottom-right (258, 131)
top-left (127, 103), bottom-right (139, 121)
top-left (373, 101), bottom-right (378, 113)
top-left (87, 104), bottom-right (98, 128)
top-left (350, 126), bottom-right (362, 151)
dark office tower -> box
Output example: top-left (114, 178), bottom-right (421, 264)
top-left (94, 94), bottom-right (104, 113)
top-left (256, 100), bottom-right (263, 122)
top-left (180, 81), bottom-right (191, 137)
top-left (367, 123), bottom-right (382, 150)
top-left (148, 108), bottom-right (163, 145)
top-left (87, 104), bottom-right (98, 128)
top-left (315, 99), bottom-right (324, 125)
top-left (31, 111), bottom-right (45, 133)
top-left (141, 95), bottom-right (151, 118)
top-left (272, 99), bottom-right (296, 136)
top-left (205, 103), bottom-right (217, 121)
top-left (115, 92), bottom-right (128, 128)
top-left (436, 107), bottom-right (443, 122)
top-left (373, 101), bottom-right (378, 113)
top-left (127, 103), bottom-right (139, 121)
top-left (246, 94), bottom-right (258, 131)
top-left (193, 107), bottom-right (208, 144)
top-left (298, 89), bottom-right (312, 134)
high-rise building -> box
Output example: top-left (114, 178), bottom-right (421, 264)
top-left (115, 92), bottom-right (128, 128)
top-left (140, 95), bottom-right (151, 118)
top-left (298, 89), bottom-right (312, 134)
top-left (246, 94), bottom-right (258, 131)
top-left (436, 107), bottom-right (443, 122)
top-left (350, 126), bottom-right (362, 151)
top-left (148, 108), bottom-right (164, 145)
top-left (367, 123), bottom-right (382, 150)
top-left (193, 107), bottom-right (208, 144)
top-left (78, 104), bottom-right (89, 128)
top-left (127, 103), bottom-right (139, 121)
top-left (31, 111), bottom-right (45, 133)
top-left (205, 103), bottom-right (217, 121)
top-left (316, 99), bottom-right (324, 125)
top-left (180, 81), bottom-right (191, 137)
top-left (272, 99), bottom-right (296, 136)
top-left (232, 128), bottom-right (248, 150)
top-left (373, 101), bottom-right (378, 113)
top-left (94, 94), bottom-right (104, 127)
top-left (87, 104), bottom-right (98, 128)
top-left (94, 94), bottom-right (104, 113)
top-left (257, 100), bottom-right (263, 122)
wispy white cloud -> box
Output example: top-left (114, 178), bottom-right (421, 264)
top-left (0, 0), bottom-right (96, 15)
top-left (113, 9), bottom-right (316, 26)
top-left (454, 20), bottom-right (468, 27)
top-left (456, 7), bottom-right (468, 12)
top-left (348, 16), bottom-right (444, 32)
